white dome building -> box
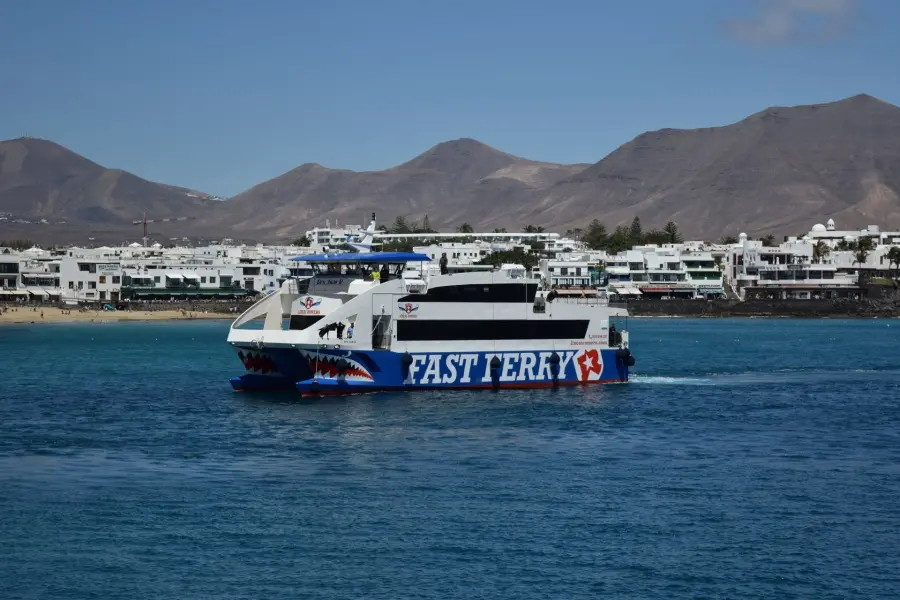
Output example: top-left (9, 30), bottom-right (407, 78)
top-left (811, 223), bottom-right (826, 233)
top-left (826, 218), bottom-right (836, 231)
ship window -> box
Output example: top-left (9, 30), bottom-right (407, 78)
top-left (398, 283), bottom-right (538, 303)
top-left (289, 315), bottom-right (324, 330)
top-left (397, 319), bottom-right (589, 341)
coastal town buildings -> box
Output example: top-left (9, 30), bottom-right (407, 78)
top-left (723, 218), bottom-right (900, 299)
top-left (0, 243), bottom-right (310, 303)
top-left (3, 216), bottom-right (900, 304)
top-left (601, 247), bottom-right (726, 298)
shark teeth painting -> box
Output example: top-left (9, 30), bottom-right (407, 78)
top-left (300, 350), bottom-right (374, 382)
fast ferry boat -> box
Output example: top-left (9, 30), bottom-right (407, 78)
top-left (227, 224), bottom-right (634, 395)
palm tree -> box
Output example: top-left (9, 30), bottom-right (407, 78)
top-left (854, 243), bottom-right (872, 286)
top-left (760, 234), bottom-right (777, 247)
top-left (886, 246), bottom-right (900, 279)
top-left (812, 240), bottom-right (830, 264)
top-left (456, 222), bottom-right (474, 234)
top-left (835, 239), bottom-right (856, 252)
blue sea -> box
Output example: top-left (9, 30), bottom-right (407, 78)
top-left (1, 318), bottom-right (899, 599)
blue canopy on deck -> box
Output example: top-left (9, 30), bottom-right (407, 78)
top-left (291, 251), bottom-right (431, 263)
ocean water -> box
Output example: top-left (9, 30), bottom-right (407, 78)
top-left (1, 318), bottom-right (899, 599)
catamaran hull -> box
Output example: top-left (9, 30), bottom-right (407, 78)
top-left (230, 345), bottom-right (632, 395)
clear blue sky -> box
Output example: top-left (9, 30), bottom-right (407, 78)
top-left (1, 0), bottom-right (897, 197)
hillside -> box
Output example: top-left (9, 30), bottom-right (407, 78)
top-left (214, 94), bottom-right (900, 239)
top-left (0, 137), bottom-right (215, 240)
top-left (5, 93), bottom-right (900, 244)
top-left (526, 94), bottom-right (900, 236)
top-left (211, 138), bottom-right (588, 238)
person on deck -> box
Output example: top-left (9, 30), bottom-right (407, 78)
top-left (439, 253), bottom-right (449, 275)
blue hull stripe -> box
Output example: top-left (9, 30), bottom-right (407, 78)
top-left (232, 347), bottom-right (631, 394)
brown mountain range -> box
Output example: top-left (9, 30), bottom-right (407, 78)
top-left (209, 138), bottom-right (589, 239)
top-left (524, 93), bottom-right (900, 237)
top-left (0, 137), bottom-right (218, 243)
top-left (3, 93), bottom-right (900, 244)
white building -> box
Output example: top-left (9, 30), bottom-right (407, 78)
top-left (413, 242), bottom-right (487, 266)
top-left (603, 246), bottom-right (725, 298)
top-left (532, 252), bottom-right (606, 288)
top-left (304, 219), bottom-right (366, 251)
top-left (723, 217), bottom-right (900, 299)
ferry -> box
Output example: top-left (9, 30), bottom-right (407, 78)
top-left (226, 217), bottom-right (635, 395)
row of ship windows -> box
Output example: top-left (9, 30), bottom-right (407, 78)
top-left (400, 283), bottom-right (539, 303)
top-left (290, 314), bottom-right (590, 341)
top-left (396, 320), bottom-right (589, 341)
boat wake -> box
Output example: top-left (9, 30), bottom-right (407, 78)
top-left (630, 375), bottom-right (716, 386)
top-left (631, 367), bottom-right (900, 387)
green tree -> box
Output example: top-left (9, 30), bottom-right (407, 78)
top-left (835, 239), bottom-right (855, 251)
top-left (604, 225), bottom-right (632, 253)
top-left (415, 215), bottom-right (437, 233)
top-left (760, 234), bottom-right (777, 247)
top-left (492, 227), bottom-right (508, 233)
top-left (854, 238), bottom-right (873, 284)
top-left (663, 221), bottom-right (682, 243)
top-left (380, 239), bottom-right (414, 252)
top-left (887, 246), bottom-right (900, 279)
top-left (457, 222), bottom-right (474, 234)
top-left (522, 224), bottom-right (545, 233)
top-left (812, 240), bottom-right (830, 264)
top-left (642, 230), bottom-right (670, 245)
top-left (0, 239), bottom-right (35, 251)
top-left (583, 219), bottom-right (608, 250)
top-left (628, 217), bottom-right (643, 244)
top-left (291, 236), bottom-right (311, 247)
top-left (720, 235), bottom-right (739, 245)
top-left (566, 227), bottom-right (584, 240)
top-left (476, 249), bottom-right (538, 271)
top-left (389, 216), bottom-right (412, 233)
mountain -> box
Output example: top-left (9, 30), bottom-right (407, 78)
top-left (212, 138), bottom-right (589, 238)
top-left (0, 137), bottom-right (216, 238)
top-left (215, 94), bottom-right (900, 240)
top-left (526, 94), bottom-right (900, 237)
top-left (5, 93), bottom-right (900, 244)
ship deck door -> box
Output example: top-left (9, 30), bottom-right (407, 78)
top-left (371, 293), bottom-right (394, 350)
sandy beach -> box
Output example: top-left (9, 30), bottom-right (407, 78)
top-left (0, 306), bottom-right (232, 325)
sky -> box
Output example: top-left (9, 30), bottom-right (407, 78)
top-left (1, 0), bottom-right (898, 197)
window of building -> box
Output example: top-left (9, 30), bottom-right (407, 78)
top-left (210, 277), bottom-right (217, 284)
top-left (112, 276), bottom-right (120, 284)
top-left (99, 276), bottom-right (106, 284)
top-left (201, 276), bottom-right (207, 283)
top-left (88, 281), bottom-right (97, 289)
top-left (154, 276), bottom-right (161, 283)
